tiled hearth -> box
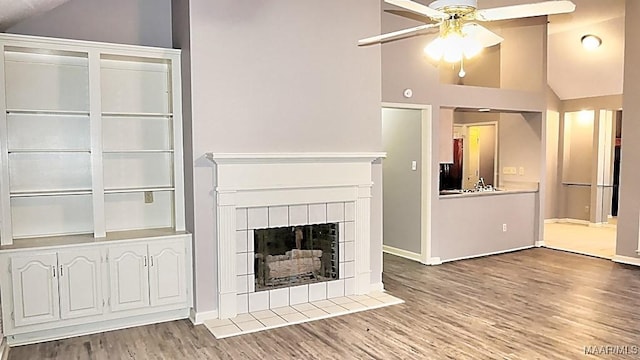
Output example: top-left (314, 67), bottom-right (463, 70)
top-left (204, 291), bottom-right (403, 339)
top-left (206, 152), bottom-right (387, 320)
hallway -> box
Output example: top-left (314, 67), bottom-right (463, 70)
top-left (544, 222), bottom-right (616, 259)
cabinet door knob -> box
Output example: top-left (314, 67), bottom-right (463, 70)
top-left (150, 256), bottom-right (154, 267)
top-left (52, 266), bottom-right (56, 278)
top-left (59, 265), bottom-right (63, 277)
top-left (144, 256), bottom-right (147, 267)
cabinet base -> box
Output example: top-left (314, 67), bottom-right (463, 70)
top-left (6, 308), bottom-right (190, 346)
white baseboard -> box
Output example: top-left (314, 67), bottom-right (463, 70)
top-left (369, 282), bottom-right (385, 293)
top-left (535, 240), bottom-right (545, 247)
top-left (546, 218), bottom-right (616, 228)
top-left (612, 255), bottom-right (640, 267)
top-left (383, 245), bottom-right (421, 262)
top-left (189, 309), bottom-right (219, 325)
top-left (426, 257), bottom-right (442, 265)
top-left (588, 222), bottom-right (617, 228)
top-left (441, 246), bottom-right (534, 264)
top-left (7, 308), bottom-right (189, 346)
top-left (560, 218), bottom-right (590, 225)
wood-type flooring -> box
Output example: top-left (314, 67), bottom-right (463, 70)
top-left (8, 248), bottom-right (640, 359)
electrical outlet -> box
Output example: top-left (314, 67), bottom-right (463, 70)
top-left (411, 161), bottom-right (417, 171)
top-left (144, 191), bottom-right (154, 204)
top-left (584, 205), bottom-right (590, 213)
top-left (502, 223), bottom-right (507, 232)
top-left (518, 167), bottom-right (525, 176)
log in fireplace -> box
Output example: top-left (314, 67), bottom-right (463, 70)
top-left (254, 223), bottom-right (339, 291)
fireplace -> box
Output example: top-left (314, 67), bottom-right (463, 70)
top-left (206, 152), bottom-right (385, 319)
top-left (254, 223), bottom-right (339, 291)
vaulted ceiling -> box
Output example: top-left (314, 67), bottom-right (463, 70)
top-left (0, 0), bottom-right (626, 101)
top-left (547, 0), bottom-right (625, 100)
top-left (0, 0), bottom-right (70, 30)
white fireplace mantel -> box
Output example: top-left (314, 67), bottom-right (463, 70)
top-left (206, 152), bottom-right (385, 319)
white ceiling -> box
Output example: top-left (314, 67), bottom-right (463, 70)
top-left (0, 0), bottom-right (626, 101)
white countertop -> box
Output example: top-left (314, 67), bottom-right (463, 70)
top-left (439, 188), bottom-right (538, 199)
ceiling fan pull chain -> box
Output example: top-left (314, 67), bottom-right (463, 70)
top-left (458, 57), bottom-right (466, 78)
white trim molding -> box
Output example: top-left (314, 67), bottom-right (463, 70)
top-left (545, 218), bottom-right (616, 228)
top-left (383, 245), bottom-right (421, 262)
top-left (426, 257), bottom-right (442, 265)
top-left (535, 240), bottom-right (545, 247)
top-left (613, 255), bottom-right (640, 267)
top-left (440, 246), bottom-right (533, 264)
top-left (207, 152), bottom-right (385, 319)
top-left (370, 282), bottom-right (385, 293)
top-left (189, 309), bottom-right (219, 325)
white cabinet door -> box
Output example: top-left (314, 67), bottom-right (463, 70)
top-left (108, 244), bottom-right (149, 312)
top-left (58, 249), bottom-right (103, 319)
top-left (148, 240), bottom-right (186, 307)
top-left (10, 253), bottom-right (60, 326)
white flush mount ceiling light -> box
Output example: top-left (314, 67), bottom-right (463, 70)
top-left (581, 34), bottom-right (602, 50)
top-left (358, 0), bottom-right (576, 78)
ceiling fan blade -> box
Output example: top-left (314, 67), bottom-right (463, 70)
top-left (358, 23), bottom-right (440, 46)
top-left (384, 0), bottom-right (449, 20)
top-left (475, 0), bottom-right (576, 22)
top-left (462, 23), bottom-right (504, 47)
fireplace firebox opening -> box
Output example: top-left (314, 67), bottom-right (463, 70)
top-left (254, 223), bottom-right (339, 291)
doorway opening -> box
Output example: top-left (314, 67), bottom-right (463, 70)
top-left (381, 104), bottom-right (433, 264)
top-left (544, 109), bottom-right (621, 259)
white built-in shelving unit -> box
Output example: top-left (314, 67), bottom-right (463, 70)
top-left (0, 34), bottom-right (191, 346)
top-left (0, 34), bottom-right (185, 245)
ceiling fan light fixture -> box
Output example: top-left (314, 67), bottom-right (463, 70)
top-left (581, 35), bottom-right (602, 50)
top-left (424, 37), bottom-right (444, 61)
top-left (424, 32), bottom-right (482, 63)
top-left (462, 36), bottom-right (482, 59)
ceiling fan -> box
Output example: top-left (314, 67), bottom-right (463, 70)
top-left (359, 0), bottom-right (576, 76)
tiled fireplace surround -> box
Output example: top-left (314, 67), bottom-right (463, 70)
top-left (235, 202), bottom-right (355, 314)
top-left (206, 153), bottom-right (385, 319)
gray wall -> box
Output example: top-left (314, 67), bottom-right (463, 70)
top-left (498, 113), bottom-right (542, 185)
top-left (7, 0), bottom-right (172, 47)
top-left (548, 95), bottom-right (623, 221)
top-left (617, 0), bottom-right (640, 258)
top-left (382, 108), bottom-right (422, 254)
top-left (438, 193), bottom-right (537, 261)
top-left (559, 111), bottom-right (592, 221)
top-left (181, 0), bottom-right (382, 313)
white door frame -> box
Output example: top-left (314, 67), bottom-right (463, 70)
top-left (381, 102), bottom-right (433, 265)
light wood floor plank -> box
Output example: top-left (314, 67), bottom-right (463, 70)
top-left (8, 248), bottom-right (640, 359)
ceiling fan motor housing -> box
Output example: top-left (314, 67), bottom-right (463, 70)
top-left (429, 0), bottom-right (478, 14)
